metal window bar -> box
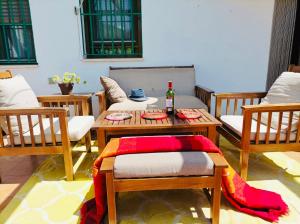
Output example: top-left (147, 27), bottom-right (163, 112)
top-left (0, 0), bottom-right (37, 65)
top-left (80, 0), bottom-right (142, 58)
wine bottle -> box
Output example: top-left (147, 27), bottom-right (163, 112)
top-left (166, 81), bottom-right (175, 114)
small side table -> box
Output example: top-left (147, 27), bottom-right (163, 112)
top-left (53, 92), bottom-right (94, 115)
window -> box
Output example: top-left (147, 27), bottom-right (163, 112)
top-left (80, 0), bottom-right (142, 58)
top-left (0, 0), bottom-right (36, 65)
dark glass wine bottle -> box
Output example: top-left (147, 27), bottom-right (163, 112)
top-left (166, 81), bottom-right (175, 114)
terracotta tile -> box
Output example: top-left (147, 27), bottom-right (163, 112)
top-left (0, 155), bottom-right (47, 211)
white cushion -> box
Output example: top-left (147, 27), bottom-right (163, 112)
top-left (258, 72), bottom-right (300, 132)
top-left (108, 95), bottom-right (208, 111)
top-left (0, 75), bottom-right (39, 135)
top-left (5, 116), bottom-right (94, 145)
top-left (114, 152), bottom-right (214, 179)
top-left (221, 115), bottom-right (297, 141)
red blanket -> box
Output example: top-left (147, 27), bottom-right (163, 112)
top-left (80, 135), bottom-right (288, 223)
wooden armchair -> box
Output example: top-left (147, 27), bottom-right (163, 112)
top-left (0, 72), bottom-right (93, 181)
top-left (215, 65), bottom-right (300, 180)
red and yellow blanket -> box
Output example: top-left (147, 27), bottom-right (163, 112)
top-left (80, 135), bottom-right (288, 223)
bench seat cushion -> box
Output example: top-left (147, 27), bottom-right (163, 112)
top-left (221, 115), bottom-right (297, 141)
top-left (108, 95), bottom-right (208, 111)
top-left (4, 116), bottom-right (94, 145)
top-left (114, 152), bottom-right (214, 179)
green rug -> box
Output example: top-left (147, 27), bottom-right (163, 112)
top-left (0, 138), bottom-right (299, 224)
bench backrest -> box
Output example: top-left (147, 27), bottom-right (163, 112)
top-left (109, 66), bottom-right (196, 97)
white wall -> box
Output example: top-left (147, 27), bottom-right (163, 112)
top-left (0, 0), bottom-right (275, 115)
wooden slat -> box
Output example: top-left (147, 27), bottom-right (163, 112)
top-left (265, 112), bottom-right (272, 144)
top-left (65, 102), bottom-right (70, 116)
top-left (286, 111), bottom-right (293, 143)
top-left (242, 98), bottom-right (246, 106)
top-left (233, 98), bottom-right (238, 115)
top-left (0, 125), bottom-right (4, 147)
top-left (296, 113), bottom-right (300, 143)
top-left (16, 115), bottom-right (25, 147)
top-left (250, 98), bottom-right (254, 105)
top-left (114, 176), bottom-right (215, 192)
top-left (255, 112), bottom-right (261, 144)
top-left (27, 115), bottom-right (35, 147)
top-left (6, 115), bottom-right (14, 146)
top-left (49, 114), bottom-right (56, 146)
top-left (249, 143), bottom-right (300, 152)
top-left (0, 146), bottom-right (63, 156)
top-left (74, 102), bottom-right (78, 116)
top-left (38, 115), bottom-right (46, 147)
top-left (226, 99), bottom-right (230, 115)
top-left (275, 112), bottom-right (283, 144)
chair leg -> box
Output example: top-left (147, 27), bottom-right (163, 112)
top-left (63, 144), bottom-right (74, 181)
top-left (240, 149), bottom-right (250, 180)
top-left (85, 131), bottom-right (92, 153)
top-left (106, 172), bottom-right (117, 224)
top-left (211, 168), bottom-right (222, 224)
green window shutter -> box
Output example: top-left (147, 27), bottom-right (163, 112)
top-left (80, 0), bottom-right (142, 58)
top-left (0, 0), bottom-right (37, 65)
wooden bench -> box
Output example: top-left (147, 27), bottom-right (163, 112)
top-left (101, 138), bottom-right (228, 224)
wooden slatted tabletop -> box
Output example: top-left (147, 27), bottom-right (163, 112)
top-left (94, 109), bottom-right (221, 152)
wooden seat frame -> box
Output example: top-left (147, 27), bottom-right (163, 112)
top-left (101, 138), bottom-right (228, 224)
top-left (214, 65), bottom-right (300, 180)
top-left (0, 71), bottom-right (92, 181)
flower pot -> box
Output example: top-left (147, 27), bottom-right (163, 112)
top-left (58, 83), bottom-right (74, 95)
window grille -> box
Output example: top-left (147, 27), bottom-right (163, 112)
top-left (80, 0), bottom-right (142, 58)
top-left (0, 0), bottom-right (36, 65)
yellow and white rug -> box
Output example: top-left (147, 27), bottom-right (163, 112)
top-left (0, 138), bottom-right (299, 224)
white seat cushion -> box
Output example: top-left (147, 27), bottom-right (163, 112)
top-left (221, 115), bottom-right (297, 141)
top-left (5, 116), bottom-right (94, 145)
top-left (257, 72), bottom-right (300, 132)
top-left (0, 75), bottom-right (40, 135)
top-left (114, 152), bottom-right (214, 179)
top-left (108, 95), bottom-right (208, 111)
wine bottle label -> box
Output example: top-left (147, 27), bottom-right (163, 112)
top-left (166, 99), bottom-right (173, 107)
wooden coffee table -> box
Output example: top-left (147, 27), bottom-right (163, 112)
top-left (94, 109), bottom-right (221, 152)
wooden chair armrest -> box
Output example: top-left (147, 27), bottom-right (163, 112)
top-left (195, 85), bottom-right (215, 113)
top-left (100, 157), bottom-right (115, 173)
top-left (0, 70), bottom-right (13, 79)
top-left (195, 85), bottom-right (214, 94)
top-left (95, 91), bottom-right (107, 114)
top-left (208, 153), bottom-right (228, 168)
top-left (0, 107), bottom-right (68, 116)
top-left (214, 92), bottom-right (267, 99)
top-left (37, 95), bottom-right (91, 102)
top-left (241, 103), bottom-right (300, 112)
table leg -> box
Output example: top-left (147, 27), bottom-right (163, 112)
top-left (207, 126), bottom-right (217, 144)
top-left (97, 128), bottom-right (106, 153)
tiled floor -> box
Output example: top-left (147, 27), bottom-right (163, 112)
top-left (0, 155), bottom-right (47, 211)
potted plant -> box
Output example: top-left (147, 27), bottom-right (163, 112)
top-left (51, 72), bottom-right (86, 95)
